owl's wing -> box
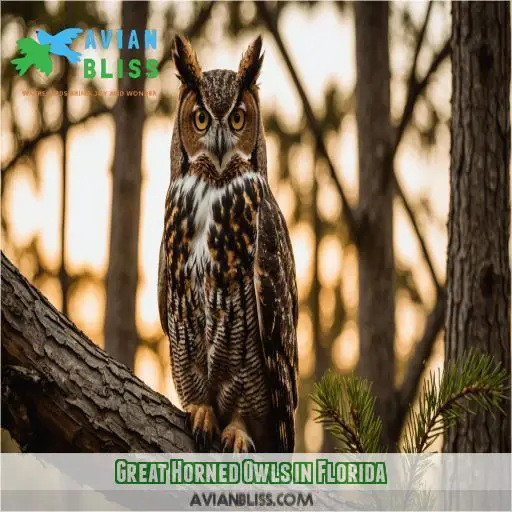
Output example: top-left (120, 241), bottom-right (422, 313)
top-left (254, 191), bottom-right (299, 453)
top-left (158, 232), bottom-right (169, 336)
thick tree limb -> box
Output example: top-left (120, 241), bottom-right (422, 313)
top-left (1, 252), bottom-right (196, 453)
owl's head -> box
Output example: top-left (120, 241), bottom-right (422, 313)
top-left (172, 35), bottom-right (265, 180)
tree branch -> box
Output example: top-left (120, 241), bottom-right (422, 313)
top-left (2, 2), bottom-right (215, 180)
top-left (158, 1), bottom-right (215, 72)
top-left (393, 174), bottom-right (442, 293)
top-left (386, 2), bottom-right (450, 295)
top-left (389, 8), bottom-right (450, 411)
top-left (1, 106), bottom-right (110, 177)
top-left (391, 1), bottom-right (443, 294)
top-left (393, 292), bottom-right (446, 442)
top-left (1, 251), bottom-right (198, 453)
top-left (410, 2), bottom-right (434, 86)
top-left (258, 2), bottom-right (449, 444)
top-left (394, 38), bottom-right (451, 153)
top-left (387, 19), bottom-right (451, 431)
top-left (256, 1), bottom-right (359, 241)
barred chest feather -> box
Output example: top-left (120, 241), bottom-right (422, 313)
top-left (164, 170), bottom-right (271, 423)
top-left (165, 171), bottom-right (265, 291)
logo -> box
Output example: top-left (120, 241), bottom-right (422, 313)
top-left (11, 28), bottom-right (159, 79)
top-left (11, 28), bottom-right (83, 76)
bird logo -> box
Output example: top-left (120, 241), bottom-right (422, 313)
top-left (11, 39), bottom-right (52, 76)
top-left (11, 27), bottom-right (83, 76)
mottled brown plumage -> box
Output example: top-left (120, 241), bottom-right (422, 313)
top-left (158, 35), bottom-right (298, 453)
top-left (172, 35), bottom-right (202, 91)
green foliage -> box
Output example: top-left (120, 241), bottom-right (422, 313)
top-left (312, 350), bottom-right (508, 453)
top-left (402, 349), bottom-right (508, 453)
top-left (311, 372), bottom-right (383, 453)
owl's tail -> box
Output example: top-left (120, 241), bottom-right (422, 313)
top-left (11, 57), bottom-right (31, 76)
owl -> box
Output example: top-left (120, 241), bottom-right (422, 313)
top-left (158, 35), bottom-right (298, 453)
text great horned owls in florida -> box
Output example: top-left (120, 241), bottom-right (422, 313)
top-left (158, 35), bottom-right (298, 453)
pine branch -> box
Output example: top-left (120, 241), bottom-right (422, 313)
top-left (403, 349), bottom-right (508, 453)
top-left (311, 372), bottom-right (383, 453)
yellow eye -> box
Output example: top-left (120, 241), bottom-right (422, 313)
top-left (230, 108), bottom-right (245, 131)
top-left (194, 109), bottom-right (210, 131)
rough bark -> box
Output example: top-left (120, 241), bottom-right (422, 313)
top-left (104, 1), bottom-right (148, 369)
top-left (444, 2), bottom-right (511, 452)
top-left (1, 252), bottom-right (196, 453)
top-left (354, 2), bottom-right (396, 449)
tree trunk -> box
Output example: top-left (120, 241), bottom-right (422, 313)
top-left (1, 252), bottom-right (196, 453)
top-left (444, 2), bottom-right (511, 452)
top-left (104, 1), bottom-right (148, 369)
top-left (354, 2), bottom-right (396, 449)
top-left (311, 155), bottom-right (336, 453)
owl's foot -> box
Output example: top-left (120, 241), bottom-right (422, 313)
top-left (221, 422), bottom-right (256, 453)
top-left (184, 404), bottom-right (219, 452)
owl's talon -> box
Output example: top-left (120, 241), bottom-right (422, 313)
top-left (202, 431), bottom-right (209, 451)
top-left (193, 427), bottom-right (208, 452)
top-left (221, 423), bottom-right (255, 453)
top-left (192, 428), bottom-right (205, 452)
top-left (185, 404), bottom-right (218, 452)
top-left (184, 412), bottom-right (192, 430)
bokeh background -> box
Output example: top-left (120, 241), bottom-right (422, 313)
top-left (1, 0), bottom-right (451, 452)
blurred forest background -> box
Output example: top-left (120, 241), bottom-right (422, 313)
top-left (2, 0), bottom-right (454, 452)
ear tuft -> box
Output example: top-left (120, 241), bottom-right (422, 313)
top-left (172, 34), bottom-right (202, 90)
top-left (237, 35), bottom-right (264, 90)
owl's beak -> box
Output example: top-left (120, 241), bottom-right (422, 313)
top-left (214, 125), bottom-right (228, 167)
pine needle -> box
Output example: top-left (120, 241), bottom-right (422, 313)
top-left (310, 371), bottom-right (383, 453)
top-left (311, 350), bottom-right (508, 454)
top-left (402, 349), bottom-right (508, 453)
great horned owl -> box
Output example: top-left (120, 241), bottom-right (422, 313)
top-left (158, 35), bottom-right (298, 453)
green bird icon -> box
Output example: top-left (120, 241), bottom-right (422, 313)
top-left (11, 38), bottom-right (53, 76)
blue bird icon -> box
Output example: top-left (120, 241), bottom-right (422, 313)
top-left (36, 28), bottom-right (83, 64)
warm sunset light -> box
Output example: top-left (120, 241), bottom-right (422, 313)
top-left (6, 0), bottom-right (489, 457)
